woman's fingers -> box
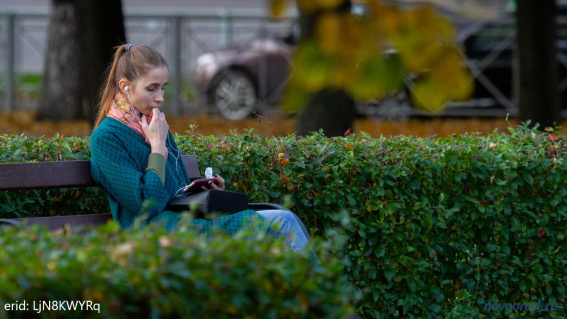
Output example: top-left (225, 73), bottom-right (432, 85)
top-left (202, 175), bottom-right (226, 191)
top-left (213, 175), bottom-right (225, 190)
top-left (142, 109), bottom-right (169, 156)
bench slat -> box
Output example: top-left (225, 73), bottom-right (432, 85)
top-left (0, 161), bottom-right (95, 190)
top-left (0, 155), bottom-right (218, 231)
top-left (0, 155), bottom-right (202, 190)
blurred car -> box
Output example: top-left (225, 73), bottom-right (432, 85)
top-left (193, 26), bottom-right (298, 120)
top-left (193, 7), bottom-right (567, 120)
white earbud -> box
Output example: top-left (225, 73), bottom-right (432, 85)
top-left (125, 85), bottom-right (134, 103)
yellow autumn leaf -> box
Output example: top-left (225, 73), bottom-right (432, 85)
top-left (291, 41), bottom-right (332, 92)
top-left (340, 15), bottom-right (369, 60)
top-left (281, 82), bottom-right (310, 113)
top-left (429, 47), bottom-right (463, 86)
top-left (317, 13), bottom-right (342, 55)
top-left (316, 0), bottom-right (345, 10)
top-left (405, 7), bottom-right (454, 40)
top-left (269, 0), bottom-right (287, 18)
top-left (374, 4), bottom-right (404, 36)
top-left (296, 0), bottom-right (318, 13)
top-left (350, 53), bottom-right (404, 101)
top-left (332, 61), bottom-right (357, 88)
top-left (393, 32), bottom-right (442, 72)
top-left (281, 0), bottom-right (470, 115)
top-left (428, 47), bottom-right (473, 101)
top-left (449, 67), bottom-right (474, 101)
top-left (409, 77), bottom-right (450, 112)
top-left (390, 7), bottom-right (455, 72)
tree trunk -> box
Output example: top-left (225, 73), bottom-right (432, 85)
top-left (37, 0), bottom-right (125, 123)
top-left (295, 0), bottom-right (355, 137)
top-left (37, 0), bottom-right (81, 120)
top-left (516, 0), bottom-right (561, 127)
top-left (76, 0), bottom-right (126, 126)
top-left (295, 89), bottom-right (356, 136)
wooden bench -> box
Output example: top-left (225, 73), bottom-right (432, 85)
top-left (0, 155), bottom-right (287, 231)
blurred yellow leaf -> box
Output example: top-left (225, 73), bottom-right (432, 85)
top-left (281, 82), bottom-right (310, 113)
top-left (409, 77), bottom-right (450, 112)
top-left (350, 53), bottom-right (404, 101)
top-left (428, 47), bottom-right (474, 101)
top-left (332, 62), bottom-right (357, 88)
top-left (297, 0), bottom-right (318, 13)
top-left (278, 0), bottom-right (472, 115)
top-left (449, 67), bottom-right (474, 101)
top-left (270, 0), bottom-right (288, 18)
top-left (317, 13), bottom-right (342, 55)
top-left (374, 4), bottom-right (404, 36)
top-left (291, 41), bottom-right (332, 92)
top-left (390, 7), bottom-right (454, 72)
top-left (316, 0), bottom-right (346, 10)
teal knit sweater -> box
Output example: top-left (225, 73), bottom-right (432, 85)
top-left (90, 117), bottom-right (261, 232)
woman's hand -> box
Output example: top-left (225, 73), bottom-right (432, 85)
top-left (142, 108), bottom-right (169, 157)
top-left (202, 174), bottom-right (225, 191)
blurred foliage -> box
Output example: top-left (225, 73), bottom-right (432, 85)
top-left (17, 73), bottom-right (43, 100)
top-left (270, 0), bottom-right (473, 113)
top-left (0, 216), bottom-right (356, 318)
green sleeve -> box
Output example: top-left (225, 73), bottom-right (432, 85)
top-left (146, 153), bottom-right (167, 185)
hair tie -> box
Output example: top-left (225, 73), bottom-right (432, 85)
top-left (125, 43), bottom-right (132, 52)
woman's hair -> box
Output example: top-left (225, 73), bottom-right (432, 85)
top-left (93, 44), bottom-right (169, 129)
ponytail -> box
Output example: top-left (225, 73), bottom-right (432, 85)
top-left (93, 44), bottom-right (127, 129)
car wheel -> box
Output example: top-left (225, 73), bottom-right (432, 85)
top-left (357, 90), bottom-right (412, 121)
top-left (211, 70), bottom-right (257, 120)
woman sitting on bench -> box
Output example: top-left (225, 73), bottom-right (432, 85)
top-left (90, 43), bottom-right (310, 251)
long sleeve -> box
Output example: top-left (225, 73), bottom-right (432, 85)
top-left (90, 119), bottom-right (176, 229)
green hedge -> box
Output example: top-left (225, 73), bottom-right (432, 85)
top-left (2, 123), bottom-right (567, 318)
top-left (0, 216), bottom-right (354, 318)
top-left (0, 134), bottom-right (107, 217)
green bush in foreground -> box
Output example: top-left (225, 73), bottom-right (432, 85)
top-left (0, 214), bottom-right (356, 318)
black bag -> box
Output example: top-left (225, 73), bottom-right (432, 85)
top-left (166, 190), bottom-right (249, 219)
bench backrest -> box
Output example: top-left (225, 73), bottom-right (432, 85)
top-left (0, 155), bottom-right (202, 231)
top-left (0, 155), bottom-right (202, 190)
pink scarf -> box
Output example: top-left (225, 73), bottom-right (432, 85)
top-left (106, 93), bottom-right (168, 158)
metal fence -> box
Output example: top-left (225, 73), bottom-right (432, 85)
top-left (0, 10), bottom-right (293, 114)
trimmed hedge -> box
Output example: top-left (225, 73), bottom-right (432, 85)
top-left (0, 216), bottom-right (355, 318)
top-left (2, 122), bottom-right (567, 317)
top-left (0, 134), bottom-right (106, 217)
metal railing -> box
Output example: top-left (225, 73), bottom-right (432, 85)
top-left (0, 10), bottom-right (293, 114)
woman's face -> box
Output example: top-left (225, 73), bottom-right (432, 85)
top-left (127, 66), bottom-right (168, 116)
